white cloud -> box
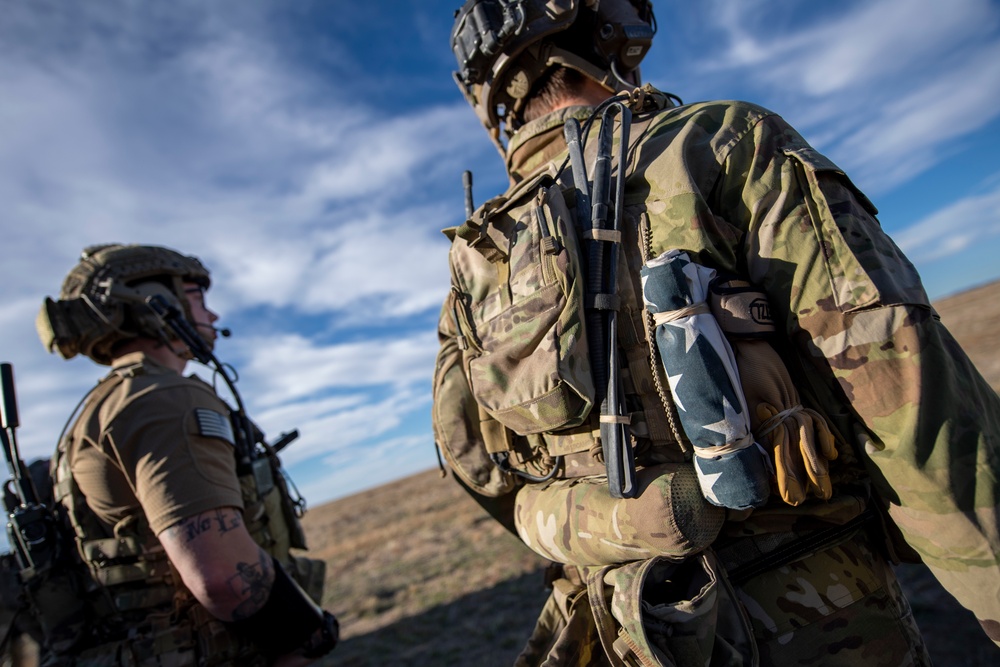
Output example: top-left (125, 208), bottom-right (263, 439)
top-left (665, 0), bottom-right (1000, 193)
top-left (231, 330), bottom-right (437, 404)
top-left (247, 384), bottom-right (433, 470)
top-left (0, 2), bottom-right (459, 495)
top-left (894, 183), bottom-right (1000, 262)
top-left (834, 41), bottom-right (1000, 189)
top-left (295, 433), bottom-right (436, 504)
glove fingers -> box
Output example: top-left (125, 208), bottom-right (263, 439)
top-left (792, 413), bottom-right (832, 500)
top-left (760, 403), bottom-right (807, 506)
top-left (816, 416), bottom-right (839, 461)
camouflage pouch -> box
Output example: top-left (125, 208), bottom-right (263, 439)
top-left (446, 167), bottom-right (595, 435)
top-left (513, 464), bottom-right (724, 566)
top-left (432, 291), bottom-right (517, 497)
top-left (267, 452), bottom-right (309, 551)
top-left (516, 573), bottom-right (610, 667)
top-left (241, 454), bottom-right (308, 557)
top-left (588, 553), bottom-right (757, 667)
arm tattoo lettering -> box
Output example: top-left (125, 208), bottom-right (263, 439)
top-left (230, 548), bottom-right (274, 621)
top-left (167, 508), bottom-right (243, 543)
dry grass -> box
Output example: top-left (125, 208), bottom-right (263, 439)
top-left (933, 280), bottom-right (1000, 391)
top-left (303, 469), bottom-right (550, 666)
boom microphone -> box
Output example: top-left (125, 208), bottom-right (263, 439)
top-left (195, 322), bottom-right (231, 337)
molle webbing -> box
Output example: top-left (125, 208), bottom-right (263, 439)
top-left (54, 370), bottom-right (127, 544)
top-left (454, 199), bottom-right (509, 264)
top-left (454, 170), bottom-right (558, 266)
top-left (54, 369), bottom-right (177, 618)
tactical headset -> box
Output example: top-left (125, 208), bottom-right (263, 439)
top-left (37, 244), bottom-right (212, 365)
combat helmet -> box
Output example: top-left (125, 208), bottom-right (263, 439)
top-left (36, 243), bottom-right (212, 365)
top-left (451, 0), bottom-right (655, 149)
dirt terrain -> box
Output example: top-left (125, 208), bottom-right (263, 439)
top-left (931, 280), bottom-right (1000, 390)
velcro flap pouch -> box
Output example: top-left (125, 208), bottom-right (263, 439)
top-left (450, 169), bottom-right (595, 435)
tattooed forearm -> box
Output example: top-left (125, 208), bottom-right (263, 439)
top-left (165, 508), bottom-right (243, 543)
top-left (230, 548), bottom-right (274, 621)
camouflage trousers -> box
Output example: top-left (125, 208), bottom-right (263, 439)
top-left (514, 474), bottom-right (932, 666)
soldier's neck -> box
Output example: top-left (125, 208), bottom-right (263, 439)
top-left (113, 338), bottom-right (190, 374)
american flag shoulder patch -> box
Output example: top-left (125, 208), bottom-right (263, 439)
top-left (194, 408), bottom-right (235, 446)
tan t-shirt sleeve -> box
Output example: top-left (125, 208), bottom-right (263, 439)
top-left (106, 380), bottom-right (245, 535)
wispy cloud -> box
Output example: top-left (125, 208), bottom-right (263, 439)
top-left (894, 181), bottom-right (1000, 263)
top-left (656, 0), bottom-right (1000, 193)
top-left (0, 1), bottom-right (460, 499)
top-left (233, 331), bottom-right (437, 405)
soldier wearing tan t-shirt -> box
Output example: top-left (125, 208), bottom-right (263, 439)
top-left (33, 244), bottom-right (338, 666)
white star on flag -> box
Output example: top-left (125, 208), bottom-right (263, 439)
top-left (667, 371), bottom-right (686, 412)
top-left (665, 319), bottom-right (701, 352)
top-left (698, 469), bottom-right (724, 504)
top-left (701, 395), bottom-right (745, 441)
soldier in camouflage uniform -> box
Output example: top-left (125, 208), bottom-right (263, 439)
top-left (29, 244), bottom-right (338, 666)
top-left (434, 1), bottom-right (1000, 665)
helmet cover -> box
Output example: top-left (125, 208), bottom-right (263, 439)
top-left (452, 0), bottom-right (655, 145)
top-left (37, 243), bottom-right (211, 365)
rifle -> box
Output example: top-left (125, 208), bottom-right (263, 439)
top-left (1, 362), bottom-right (58, 575)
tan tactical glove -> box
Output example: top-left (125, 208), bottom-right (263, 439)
top-left (733, 339), bottom-right (838, 505)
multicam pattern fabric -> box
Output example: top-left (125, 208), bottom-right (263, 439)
top-left (513, 464), bottom-right (724, 566)
top-left (437, 84), bottom-right (998, 664)
top-left (640, 250), bottom-right (770, 510)
top-left (613, 91), bottom-right (1000, 646)
top-left (733, 529), bottom-right (930, 667)
top-left (447, 171), bottom-right (595, 436)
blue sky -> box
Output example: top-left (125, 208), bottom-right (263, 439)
top-left (2, 0), bottom-right (999, 507)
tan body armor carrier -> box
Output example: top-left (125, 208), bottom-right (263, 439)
top-left (39, 364), bottom-right (323, 666)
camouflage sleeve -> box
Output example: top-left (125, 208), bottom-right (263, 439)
top-left (714, 112), bottom-right (1000, 642)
